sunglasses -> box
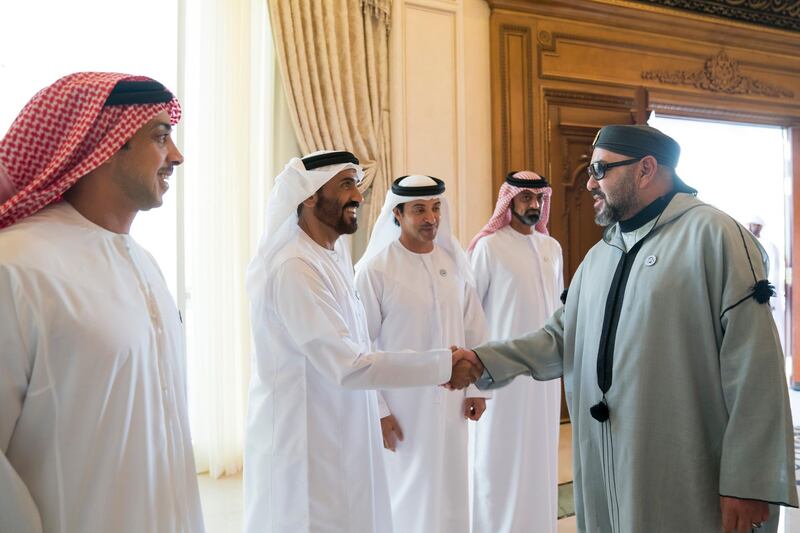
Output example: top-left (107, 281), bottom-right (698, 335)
top-left (587, 157), bottom-right (643, 181)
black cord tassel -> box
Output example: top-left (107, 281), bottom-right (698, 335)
top-left (733, 221), bottom-right (774, 306)
top-left (560, 288), bottom-right (569, 305)
top-left (752, 279), bottom-right (775, 304)
top-left (590, 399), bottom-right (610, 422)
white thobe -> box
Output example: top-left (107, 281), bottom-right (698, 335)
top-left (354, 241), bottom-right (489, 533)
top-left (469, 225), bottom-right (563, 533)
top-left (0, 202), bottom-right (204, 533)
top-left (245, 226), bottom-right (452, 533)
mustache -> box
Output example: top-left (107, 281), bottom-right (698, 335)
top-left (590, 190), bottom-right (605, 200)
top-left (525, 209), bottom-right (540, 216)
top-left (343, 201), bottom-right (360, 210)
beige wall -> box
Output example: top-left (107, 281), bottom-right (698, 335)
top-left (390, 0), bottom-right (493, 245)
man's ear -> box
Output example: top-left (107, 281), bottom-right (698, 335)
top-left (302, 192), bottom-right (318, 209)
top-left (638, 155), bottom-right (659, 187)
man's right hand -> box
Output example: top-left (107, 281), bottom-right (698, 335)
top-left (445, 347), bottom-right (485, 390)
top-left (451, 347), bottom-right (485, 373)
top-left (380, 415), bottom-right (403, 452)
top-left (447, 358), bottom-right (483, 390)
top-left (720, 496), bottom-right (769, 533)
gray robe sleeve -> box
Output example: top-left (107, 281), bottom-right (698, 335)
top-left (716, 229), bottom-right (798, 507)
top-left (473, 305), bottom-right (565, 390)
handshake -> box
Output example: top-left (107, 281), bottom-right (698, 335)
top-left (444, 346), bottom-right (485, 390)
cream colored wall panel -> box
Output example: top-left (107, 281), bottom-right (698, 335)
top-left (407, 0), bottom-right (459, 9)
top-left (391, 0), bottom-right (492, 243)
top-left (395, 3), bottom-right (461, 236)
top-left (462, 0), bottom-right (493, 243)
top-left (403, 6), bottom-right (458, 183)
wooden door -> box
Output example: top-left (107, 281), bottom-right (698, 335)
top-left (543, 91), bottom-right (637, 285)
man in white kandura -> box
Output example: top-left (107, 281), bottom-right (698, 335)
top-left (0, 72), bottom-right (204, 532)
top-left (354, 175), bottom-right (490, 533)
top-left (467, 170), bottom-right (563, 533)
top-left (747, 215), bottom-right (784, 351)
top-left (245, 154), bottom-right (480, 533)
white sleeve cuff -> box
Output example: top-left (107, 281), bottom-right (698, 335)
top-left (465, 384), bottom-right (492, 399)
top-left (436, 350), bottom-right (453, 384)
top-left (377, 391), bottom-right (391, 418)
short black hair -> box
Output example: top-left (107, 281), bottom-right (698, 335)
top-left (392, 202), bottom-right (405, 226)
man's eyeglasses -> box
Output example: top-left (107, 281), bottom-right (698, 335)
top-left (587, 157), bottom-right (643, 181)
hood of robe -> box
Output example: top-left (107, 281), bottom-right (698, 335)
top-left (601, 188), bottom-right (771, 295)
top-left (602, 177), bottom-right (698, 248)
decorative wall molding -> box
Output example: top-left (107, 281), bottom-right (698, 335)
top-left (542, 88), bottom-right (634, 108)
top-left (537, 30), bottom-right (553, 47)
top-left (633, 0), bottom-right (800, 33)
top-left (498, 24), bottom-right (534, 175)
top-left (649, 101), bottom-right (796, 125)
top-left (641, 50), bottom-right (795, 98)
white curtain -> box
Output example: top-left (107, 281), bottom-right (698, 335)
top-left (180, 0), bottom-right (298, 478)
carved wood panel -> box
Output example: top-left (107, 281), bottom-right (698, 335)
top-left (493, 24), bottom-right (534, 196)
top-left (641, 50), bottom-right (795, 98)
top-left (543, 91), bottom-right (637, 285)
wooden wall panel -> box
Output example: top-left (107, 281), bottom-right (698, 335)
top-left (493, 24), bottom-right (533, 196)
top-left (402, 5), bottom-right (458, 189)
top-left (542, 91), bottom-right (636, 284)
top-left (536, 32), bottom-right (800, 106)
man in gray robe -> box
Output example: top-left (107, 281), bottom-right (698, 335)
top-left (450, 125), bottom-right (797, 533)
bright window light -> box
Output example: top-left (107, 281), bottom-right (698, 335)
top-left (649, 115), bottom-right (787, 252)
top-left (0, 0), bottom-right (180, 298)
top-left (650, 114), bottom-right (789, 351)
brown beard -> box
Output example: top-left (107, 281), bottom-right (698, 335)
top-left (593, 168), bottom-right (638, 227)
top-left (315, 193), bottom-right (358, 234)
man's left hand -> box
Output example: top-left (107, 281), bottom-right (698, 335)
top-left (720, 496), bottom-right (769, 533)
top-left (464, 398), bottom-right (486, 421)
